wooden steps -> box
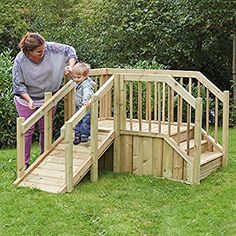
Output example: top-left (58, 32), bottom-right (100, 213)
top-left (16, 130), bottom-right (115, 193)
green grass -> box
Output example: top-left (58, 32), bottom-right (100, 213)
top-left (1, 130), bottom-right (236, 236)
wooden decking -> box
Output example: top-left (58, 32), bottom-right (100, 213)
top-left (15, 119), bottom-right (223, 193)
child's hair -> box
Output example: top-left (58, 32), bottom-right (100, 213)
top-left (72, 62), bottom-right (90, 77)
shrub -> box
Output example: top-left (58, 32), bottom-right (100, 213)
top-left (0, 50), bottom-right (17, 148)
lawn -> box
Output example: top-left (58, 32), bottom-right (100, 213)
top-left (0, 129), bottom-right (236, 236)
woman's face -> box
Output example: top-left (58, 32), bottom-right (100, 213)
top-left (29, 44), bottom-right (45, 60)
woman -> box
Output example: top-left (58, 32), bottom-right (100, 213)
top-left (12, 32), bottom-right (77, 169)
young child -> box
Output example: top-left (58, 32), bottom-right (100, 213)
top-left (72, 62), bottom-right (95, 145)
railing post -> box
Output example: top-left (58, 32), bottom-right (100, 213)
top-left (113, 74), bottom-right (121, 172)
top-left (192, 98), bottom-right (202, 184)
top-left (222, 91), bottom-right (229, 167)
top-left (44, 92), bottom-right (52, 151)
top-left (64, 81), bottom-right (75, 122)
top-left (17, 117), bottom-right (25, 178)
top-left (65, 121), bottom-right (73, 192)
top-left (90, 95), bottom-right (99, 182)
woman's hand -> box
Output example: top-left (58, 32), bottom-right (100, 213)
top-left (64, 65), bottom-right (73, 76)
top-left (28, 99), bottom-right (35, 109)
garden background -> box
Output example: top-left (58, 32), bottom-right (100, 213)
top-left (0, 1), bottom-right (236, 235)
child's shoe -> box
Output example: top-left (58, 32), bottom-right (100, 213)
top-left (73, 136), bottom-right (81, 145)
top-left (81, 135), bottom-right (89, 143)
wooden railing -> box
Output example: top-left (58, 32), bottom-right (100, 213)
top-left (16, 80), bottom-right (75, 178)
top-left (91, 68), bottom-right (229, 167)
top-left (61, 75), bottom-right (114, 192)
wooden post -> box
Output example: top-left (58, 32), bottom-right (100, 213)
top-left (113, 74), bottom-right (121, 172)
top-left (222, 91), bottom-right (229, 167)
top-left (17, 117), bottom-right (25, 178)
top-left (192, 98), bottom-right (202, 184)
top-left (44, 92), bottom-right (52, 151)
top-left (65, 121), bottom-right (73, 192)
top-left (90, 95), bottom-right (99, 182)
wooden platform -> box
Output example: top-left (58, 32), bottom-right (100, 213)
top-left (15, 119), bottom-right (223, 193)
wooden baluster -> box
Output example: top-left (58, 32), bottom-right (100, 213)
top-left (147, 82), bottom-right (152, 132)
top-left (206, 89), bottom-right (209, 133)
top-left (179, 78), bottom-right (183, 125)
top-left (44, 92), bottom-right (52, 152)
top-left (177, 93), bottom-right (181, 146)
top-left (138, 81), bottom-right (142, 131)
top-left (129, 81), bottom-right (133, 131)
top-left (198, 80), bottom-right (201, 98)
top-left (158, 82), bottom-right (161, 133)
top-left (171, 87), bottom-right (174, 123)
top-left (162, 82), bottom-right (166, 122)
top-left (186, 102), bottom-right (190, 155)
top-left (168, 86), bottom-right (171, 136)
top-left (154, 82), bottom-right (157, 123)
top-left (189, 78), bottom-right (192, 123)
top-left (214, 97), bottom-right (218, 143)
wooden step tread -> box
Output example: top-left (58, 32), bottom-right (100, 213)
top-left (179, 139), bottom-right (207, 150)
top-left (200, 151), bottom-right (223, 165)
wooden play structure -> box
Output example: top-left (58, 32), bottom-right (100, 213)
top-left (14, 68), bottom-right (229, 193)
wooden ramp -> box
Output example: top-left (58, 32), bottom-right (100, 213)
top-left (15, 126), bottom-right (115, 193)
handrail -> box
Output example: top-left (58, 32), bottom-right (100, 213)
top-left (65, 75), bottom-right (114, 130)
top-left (122, 73), bottom-right (196, 108)
top-left (93, 75), bottom-right (114, 98)
top-left (90, 68), bottom-right (225, 102)
top-left (195, 72), bottom-right (224, 102)
top-left (20, 80), bottom-right (75, 134)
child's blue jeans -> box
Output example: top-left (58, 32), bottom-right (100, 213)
top-left (74, 112), bottom-right (91, 138)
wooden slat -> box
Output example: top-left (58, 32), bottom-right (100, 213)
top-left (142, 137), bottom-right (152, 175)
top-left (133, 136), bottom-right (143, 175)
top-left (162, 140), bottom-right (173, 179)
top-left (120, 135), bottom-right (133, 172)
top-left (172, 152), bottom-right (184, 180)
top-left (152, 138), bottom-right (163, 177)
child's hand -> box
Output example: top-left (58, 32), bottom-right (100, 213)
top-left (83, 102), bottom-right (91, 108)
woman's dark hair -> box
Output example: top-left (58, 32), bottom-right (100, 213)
top-left (19, 32), bottom-right (45, 53)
